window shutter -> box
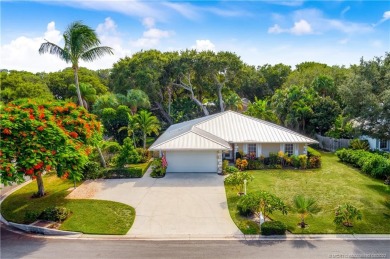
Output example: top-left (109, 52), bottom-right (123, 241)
top-left (256, 144), bottom-right (262, 157)
top-left (243, 144), bottom-right (248, 154)
top-left (280, 144), bottom-right (285, 152)
top-left (294, 144), bottom-right (299, 155)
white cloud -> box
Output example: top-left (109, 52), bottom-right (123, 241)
top-left (338, 38), bottom-right (349, 44)
top-left (96, 17), bottom-right (117, 34)
top-left (143, 28), bottom-right (172, 38)
top-left (290, 19), bottom-right (312, 35)
top-left (373, 11), bottom-right (390, 27)
top-left (371, 40), bottom-right (383, 48)
top-left (131, 21), bottom-right (174, 48)
top-left (268, 19), bottom-right (312, 35)
top-left (142, 17), bottom-right (155, 29)
top-left (191, 40), bottom-right (215, 51)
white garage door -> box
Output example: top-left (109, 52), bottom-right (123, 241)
top-left (166, 151), bottom-right (217, 173)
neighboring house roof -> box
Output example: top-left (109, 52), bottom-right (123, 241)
top-left (149, 110), bottom-right (317, 151)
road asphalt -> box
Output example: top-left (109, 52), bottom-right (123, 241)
top-left (2, 224), bottom-right (389, 259)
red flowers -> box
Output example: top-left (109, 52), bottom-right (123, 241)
top-left (33, 161), bottom-right (44, 170)
top-left (51, 150), bottom-right (56, 155)
top-left (69, 131), bottom-right (78, 138)
top-left (29, 114), bottom-right (35, 120)
top-left (37, 126), bottom-right (45, 132)
top-left (2, 128), bottom-right (11, 135)
top-left (39, 113), bottom-right (45, 120)
top-left (25, 168), bottom-right (34, 175)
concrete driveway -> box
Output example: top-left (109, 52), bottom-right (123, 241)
top-left (69, 171), bottom-right (241, 238)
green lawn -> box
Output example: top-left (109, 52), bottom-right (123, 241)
top-left (1, 174), bottom-right (135, 235)
top-left (225, 152), bottom-right (390, 234)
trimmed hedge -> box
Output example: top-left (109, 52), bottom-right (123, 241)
top-left (335, 148), bottom-right (390, 179)
top-left (261, 221), bottom-right (287, 235)
top-left (104, 167), bottom-right (143, 179)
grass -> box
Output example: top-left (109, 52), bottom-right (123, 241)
top-left (129, 159), bottom-right (153, 175)
top-left (1, 174), bottom-right (135, 235)
top-left (225, 152), bottom-right (390, 234)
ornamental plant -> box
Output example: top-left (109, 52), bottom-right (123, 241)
top-left (0, 99), bottom-right (103, 197)
top-left (334, 203), bottom-right (362, 227)
top-left (224, 171), bottom-right (254, 194)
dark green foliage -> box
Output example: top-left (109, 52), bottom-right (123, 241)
top-left (83, 161), bottom-right (103, 180)
top-left (349, 139), bottom-right (370, 151)
top-left (39, 206), bottom-right (71, 222)
top-left (115, 137), bottom-right (141, 167)
top-left (247, 159), bottom-right (265, 170)
top-left (261, 221), bottom-right (287, 235)
top-left (24, 210), bottom-right (40, 223)
top-left (268, 152), bottom-right (279, 166)
top-left (226, 165), bottom-right (239, 174)
top-left (237, 193), bottom-right (258, 216)
top-left (307, 147), bottom-right (322, 168)
top-left (150, 158), bottom-right (166, 178)
top-left (335, 148), bottom-right (390, 179)
top-left (101, 105), bottom-right (130, 143)
top-left (136, 148), bottom-right (151, 163)
top-left (104, 167), bottom-right (143, 178)
top-left (290, 155), bottom-right (300, 168)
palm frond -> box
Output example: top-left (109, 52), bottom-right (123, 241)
top-left (38, 41), bottom-right (70, 63)
top-left (81, 46), bottom-right (114, 62)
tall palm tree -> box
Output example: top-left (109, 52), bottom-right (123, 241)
top-left (117, 89), bottom-right (150, 115)
top-left (39, 21), bottom-right (113, 108)
top-left (118, 112), bottom-right (139, 147)
top-left (293, 194), bottom-right (321, 228)
top-left (134, 110), bottom-right (160, 149)
top-left (39, 21), bottom-right (113, 168)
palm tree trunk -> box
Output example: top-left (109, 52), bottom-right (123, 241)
top-left (132, 132), bottom-right (137, 148)
top-left (217, 85), bottom-right (224, 112)
top-left (36, 173), bottom-right (45, 197)
top-left (143, 133), bottom-right (146, 149)
top-left (96, 144), bottom-right (106, 168)
top-left (73, 67), bottom-right (84, 108)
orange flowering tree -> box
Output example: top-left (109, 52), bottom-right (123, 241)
top-left (0, 99), bottom-right (103, 197)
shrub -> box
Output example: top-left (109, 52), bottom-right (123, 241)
top-left (247, 159), bottom-right (265, 170)
top-left (307, 146), bottom-right (321, 157)
top-left (136, 148), bottom-right (151, 163)
top-left (307, 147), bottom-right (322, 169)
top-left (83, 161), bottom-right (104, 180)
top-left (334, 203), bottom-right (362, 227)
top-left (24, 210), bottom-right (40, 223)
top-left (150, 158), bottom-right (166, 178)
top-left (268, 152), bottom-right (279, 166)
top-left (115, 137), bottom-right (141, 167)
top-left (298, 155), bottom-right (308, 169)
top-left (237, 193), bottom-right (258, 216)
top-left (235, 158), bottom-right (248, 171)
top-left (236, 191), bottom-right (287, 218)
top-left (100, 141), bottom-right (122, 165)
top-left (104, 167), bottom-right (143, 178)
top-left (350, 139), bottom-right (370, 151)
top-left (335, 148), bottom-right (390, 179)
top-left (225, 172), bottom-right (254, 193)
top-left (38, 206), bottom-right (70, 222)
top-left (261, 221), bottom-right (287, 235)
top-left (291, 155), bottom-right (300, 168)
top-left (226, 165), bottom-right (239, 174)
top-left (222, 160), bottom-right (229, 175)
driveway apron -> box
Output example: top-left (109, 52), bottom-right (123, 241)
top-left (90, 171), bottom-right (241, 237)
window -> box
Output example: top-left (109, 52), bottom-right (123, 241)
top-left (285, 144), bottom-right (294, 156)
top-left (248, 144), bottom-right (256, 158)
top-left (380, 139), bottom-right (388, 149)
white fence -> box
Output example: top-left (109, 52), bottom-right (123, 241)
top-left (315, 134), bottom-right (351, 152)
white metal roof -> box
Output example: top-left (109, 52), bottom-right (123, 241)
top-left (149, 110), bottom-right (317, 151)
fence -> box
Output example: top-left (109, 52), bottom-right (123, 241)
top-left (315, 134), bottom-right (351, 152)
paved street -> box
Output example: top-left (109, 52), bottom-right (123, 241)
top-left (2, 225), bottom-right (389, 259)
top-left (68, 171), bottom-right (240, 237)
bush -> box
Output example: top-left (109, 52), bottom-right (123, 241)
top-left (307, 147), bottom-right (322, 168)
top-left (291, 155), bottom-right (300, 168)
top-left (237, 193), bottom-right (259, 216)
top-left (83, 161), bottom-right (104, 180)
top-left (235, 158), bottom-right (248, 171)
top-left (225, 172), bottom-right (254, 193)
top-left (100, 141), bottom-right (122, 166)
top-left (247, 159), bottom-right (265, 170)
top-left (150, 158), bottom-right (166, 178)
top-left (268, 152), bottom-right (279, 166)
top-left (350, 139), bottom-right (370, 151)
top-left (335, 148), bottom-right (390, 179)
top-left (115, 137), bottom-right (141, 167)
top-left (104, 167), bottom-right (143, 178)
top-left (136, 148), bottom-right (151, 163)
top-left (226, 165), bottom-right (239, 174)
top-left (222, 160), bottom-right (229, 175)
top-left (298, 155), bottom-right (308, 169)
top-left (24, 210), bottom-right (40, 223)
top-left (38, 206), bottom-right (70, 222)
top-left (261, 221), bottom-right (287, 235)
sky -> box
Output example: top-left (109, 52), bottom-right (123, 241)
top-left (1, 0), bottom-right (389, 72)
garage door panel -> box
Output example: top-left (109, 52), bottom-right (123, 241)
top-left (166, 151), bottom-right (217, 173)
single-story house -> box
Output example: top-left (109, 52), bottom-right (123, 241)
top-left (360, 136), bottom-right (390, 152)
top-left (149, 110), bottom-right (317, 174)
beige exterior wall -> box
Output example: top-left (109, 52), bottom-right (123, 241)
top-left (233, 143), bottom-right (308, 158)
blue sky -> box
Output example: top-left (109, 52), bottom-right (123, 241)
top-left (1, 1), bottom-right (389, 72)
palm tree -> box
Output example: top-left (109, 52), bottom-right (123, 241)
top-left (134, 110), bottom-right (160, 149)
top-left (69, 82), bottom-right (97, 110)
top-left (117, 89), bottom-right (150, 115)
top-left (293, 194), bottom-right (321, 228)
top-left (118, 112), bottom-right (139, 147)
top-left (92, 93), bottom-right (119, 117)
top-left (39, 21), bottom-right (113, 168)
top-left (39, 21), bottom-right (113, 108)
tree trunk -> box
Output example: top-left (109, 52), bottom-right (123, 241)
top-left (73, 67), bottom-right (84, 108)
top-left (36, 173), bottom-right (45, 197)
top-left (96, 144), bottom-right (106, 168)
top-left (143, 133), bottom-right (146, 149)
top-left (217, 85), bottom-right (224, 112)
top-left (191, 95), bottom-right (209, 116)
top-left (155, 102), bottom-right (173, 125)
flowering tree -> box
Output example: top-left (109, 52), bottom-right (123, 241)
top-left (0, 99), bottom-right (103, 197)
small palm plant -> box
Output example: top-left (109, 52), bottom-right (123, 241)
top-left (293, 194), bottom-right (321, 228)
top-left (134, 110), bottom-right (160, 149)
top-left (334, 203), bottom-right (362, 227)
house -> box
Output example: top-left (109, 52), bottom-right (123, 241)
top-left (360, 136), bottom-right (390, 152)
top-left (149, 110), bottom-right (317, 174)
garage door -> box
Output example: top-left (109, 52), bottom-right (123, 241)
top-left (166, 151), bottom-right (217, 173)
